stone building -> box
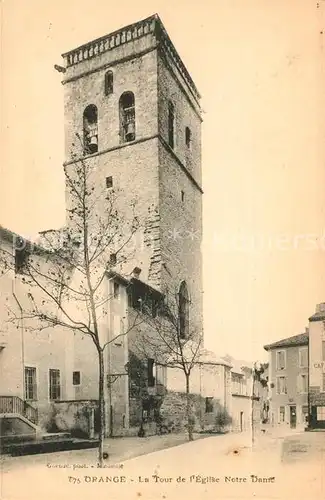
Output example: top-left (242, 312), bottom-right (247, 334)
top-left (228, 359), bottom-right (254, 432)
top-left (264, 331), bottom-right (309, 430)
top-left (308, 303), bottom-right (325, 429)
top-left (0, 14), bottom-right (204, 439)
top-left (62, 13), bottom-right (203, 311)
top-left (263, 302), bottom-right (325, 431)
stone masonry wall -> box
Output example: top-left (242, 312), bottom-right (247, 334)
top-left (157, 54), bottom-right (203, 333)
top-left (160, 391), bottom-right (229, 433)
top-left (63, 48), bottom-right (160, 287)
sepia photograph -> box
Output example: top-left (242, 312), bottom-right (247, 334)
top-left (0, 0), bottom-right (324, 498)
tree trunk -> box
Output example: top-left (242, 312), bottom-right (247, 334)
top-left (185, 373), bottom-right (194, 441)
top-left (98, 349), bottom-right (105, 467)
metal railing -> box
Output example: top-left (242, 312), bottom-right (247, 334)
top-left (0, 396), bottom-right (38, 424)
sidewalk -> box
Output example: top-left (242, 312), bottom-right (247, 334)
top-left (1, 427), bottom-right (303, 472)
top-left (1, 432), bottom-right (208, 471)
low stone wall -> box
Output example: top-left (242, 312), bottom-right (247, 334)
top-left (116, 422), bottom-right (158, 437)
top-left (45, 400), bottom-right (99, 437)
top-left (160, 391), bottom-right (228, 433)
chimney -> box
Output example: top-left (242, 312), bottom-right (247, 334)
top-left (316, 303), bottom-right (325, 313)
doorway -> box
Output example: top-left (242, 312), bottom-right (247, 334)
top-left (240, 411), bottom-right (244, 432)
top-left (289, 405), bottom-right (296, 429)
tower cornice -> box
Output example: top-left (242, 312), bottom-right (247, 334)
top-left (61, 14), bottom-right (201, 103)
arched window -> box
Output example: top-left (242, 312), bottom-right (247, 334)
top-left (179, 281), bottom-right (189, 339)
top-left (104, 71), bottom-right (113, 96)
top-left (83, 104), bottom-right (98, 155)
top-left (168, 101), bottom-right (175, 149)
top-left (119, 91), bottom-right (135, 143)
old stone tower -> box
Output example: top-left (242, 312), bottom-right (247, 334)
top-left (61, 14), bottom-right (203, 332)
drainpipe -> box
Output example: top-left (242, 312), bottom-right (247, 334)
top-left (199, 363), bottom-right (202, 427)
top-left (12, 281), bottom-right (25, 400)
top-left (106, 279), bottom-right (113, 438)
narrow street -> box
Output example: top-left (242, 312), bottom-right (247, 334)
top-left (1, 429), bottom-right (324, 500)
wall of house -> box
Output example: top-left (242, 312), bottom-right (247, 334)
top-left (309, 316), bottom-right (325, 427)
top-left (0, 235), bottom-right (104, 432)
top-left (268, 346), bottom-right (308, 428)
top-left (0, 238), bottom-right (76, 428)
top-left (0, 239), bottom-right (25, 401)
top-left (231, 396), bottom-right (252, 432)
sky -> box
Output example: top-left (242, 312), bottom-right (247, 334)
top-left (1, 0), bottom-right (325, 362)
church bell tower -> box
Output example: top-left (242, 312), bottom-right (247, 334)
top-left (61, 14), bottom-right (203, 332)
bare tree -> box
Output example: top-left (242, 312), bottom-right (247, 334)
top-left (134, 289), bottom-right (203, 441)
top-left (0, 143), bottom-right (145, 466)
top-left (251, 362), bottom-right (269, 446)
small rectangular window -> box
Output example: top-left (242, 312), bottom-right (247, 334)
top-left (185, 127), bottom-right (192, 149)
top-left (276, 376), bottom-right (287, 395)
top-left (73, 371), bottom-right (81, 386)
top-left (113, 282), bottom-right (120, 299)
top-left (181, 190), bottom-right (185, 202)
top-left (299, 347), bottom-right (308, 368)
top-left (276, 350), bottom-right (286, 370)
top-left (205, 397), bottom-right (213, 413)
top-left (104, 71), bottom-right (113, 96)
top-left (299, 374), bottom-right (308, 393)
top-left (106, 176), bottom-right (113, 189)
top-left (49, 369), bottom-right (61, 401)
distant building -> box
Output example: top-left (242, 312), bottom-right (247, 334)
top-left (229, 359), bottom-right (254, 432)
top-left (227, 357), bottom-right (268, 433)
top-left (264, 331), bottom-right (309, 429)
top-left (308, 303), bottom-right (325, 429)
